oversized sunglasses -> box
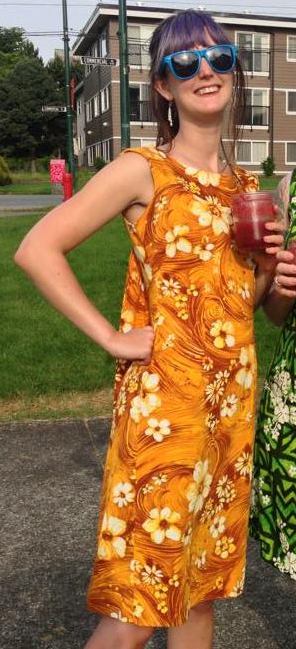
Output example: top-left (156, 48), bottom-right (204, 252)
top-left (161, 44), bottom-right (238, 80)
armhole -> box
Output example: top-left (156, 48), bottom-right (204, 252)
top-left (120, 148), bottom-right (157, 231)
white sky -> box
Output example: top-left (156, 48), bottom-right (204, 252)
top-left (2, 0), bottom-right (296, 62)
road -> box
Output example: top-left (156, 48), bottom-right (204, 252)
top-left (0, 194), bottom-right (63, 216)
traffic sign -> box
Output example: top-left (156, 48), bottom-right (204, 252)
top-left (42, 106), bottom-right (67, 113)
top-left (80, 56), bottom-right (118, 66)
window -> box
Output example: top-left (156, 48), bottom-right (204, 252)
top-left (100, 85), bottom-right (110, 113)
top-left (77, 99), bottom-right (82, 115)
top-left (236, 141), bottom-right (268, 164)
top-left (287, 142), bottom-right (296, 163)
top-left (86, 99), bottom-right (93, 122)
top-left (129, 84), bottom-right (153, 121)
top-left (287, 91), bottom-right (296, 114)
top-left (244, 89), bottom-right (269, 126)
top-left (287, 35), bottom-right (296, 61)
top-left (94, 94), bottom-right (100, 117)
top-left (87, 145), bottom-right (95, 166)
top-left (236, 32), bottom-right (270, 74)
top-left (99, 28), bottom-right (107, 58)
top-left (127, 24), bottom-right (153, 67)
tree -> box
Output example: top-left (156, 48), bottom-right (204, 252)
top-left (0, 27), bottom-right (41, 79)
top-left (0, 58), bottom-right (58, 165)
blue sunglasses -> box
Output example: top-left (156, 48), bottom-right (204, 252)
top-left (161, 44), bottom-right (238, 80)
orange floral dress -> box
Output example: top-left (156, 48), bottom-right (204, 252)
top-left (87, 146), bottom-right (259, 627)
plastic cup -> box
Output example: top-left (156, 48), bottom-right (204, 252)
top-left (232, 191), bottom-right (275, 251)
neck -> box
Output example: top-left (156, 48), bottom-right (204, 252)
top-left (170, 118), bottom-right (224, 173)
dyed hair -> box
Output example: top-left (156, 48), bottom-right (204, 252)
top-left (149, 10), bottom-right (246, 162)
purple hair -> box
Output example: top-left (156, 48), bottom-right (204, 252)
top-left (149, 10), bottom-right (246, 161)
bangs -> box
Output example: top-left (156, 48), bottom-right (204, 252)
top-left (150, 10), bottom-right (232, 77)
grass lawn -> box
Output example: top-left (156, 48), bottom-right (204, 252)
top-left (0, 169), bottom-right (95, 195)
top-left (1, 209), bottom-right (280, 422)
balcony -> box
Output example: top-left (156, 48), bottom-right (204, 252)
top-left (130, 100), bottom-right (154, 123)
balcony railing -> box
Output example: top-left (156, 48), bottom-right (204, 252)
top-left (243, 104), bottom-right (270, 128)
top-left (130, 100), bottom-right (154, 123)
top-left (128, 41), bottom-right (150, 67)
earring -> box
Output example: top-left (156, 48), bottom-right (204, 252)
top-left (167, 101), bottom-right (173, 127)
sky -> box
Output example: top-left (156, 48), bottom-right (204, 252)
top-left (2, 0), bottom-right (296, 62)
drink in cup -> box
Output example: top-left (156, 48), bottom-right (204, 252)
top-left (232, 191), bottom-right (275, 251)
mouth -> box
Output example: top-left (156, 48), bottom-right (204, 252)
top-left (194, 85), bottom-right (221, 96)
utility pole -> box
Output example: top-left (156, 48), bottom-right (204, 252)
top-left (62, 0), bottom-right (75, 178)
top-left (118, 0), bottom-right (130, 149)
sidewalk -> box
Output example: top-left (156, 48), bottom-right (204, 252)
top-left (1, 417), bottom-right (295, 649)
top-left (0, 194), bottom-right (62, 217)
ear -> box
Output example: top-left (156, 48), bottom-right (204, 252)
top-left (154, 77), bottom-right (174, 102)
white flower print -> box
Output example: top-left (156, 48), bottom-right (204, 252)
top-left (111, 610), bottom-right (128, 623)
top-left (160, 277), bottom-right (181, 297)
top-left (210, 320), bottom-right (235, 349)
top-left (235, 346), bottom-right (254, 389)
top-left (235, 451), bottom-right (252, 477)
top-left (288, 465), bottom-right (296, 478)
top-left (209, 515), bottom-right (226, 538)
top-left (216, 475), bottom-right (236, 504)
top-left (238, 282), bottom-right (251, 300)
top-left (144, 417), bottom-right (171, 442)
top-left (141, 563), bottom-right (163, 585)
top-left (130, 372), bottom-right (161, 423)
top-left (191, 195), bottom-right (231, 235)
top-left (220, 394), bottom-right (238, 418)
top-left (133, 602), bottom-right (144, 618)
top-left (195, 549), bottom-right (207, 568)
top-left (186, 460), bottom-right (213, 513)
top-left (193, 237), bottom-right (215, 261)
top-left (98, 514), bottom-right (127, 559)
top-left (142, 507), bottom-right (181, 544)
top-left (112, 482), bottom-right (135, 508)
top-left (152, 473), bottom-right (168, 485)
top-left (165, 225), bottom-right (192, 258)
top-left (121, 308), bottom-right (135, 333)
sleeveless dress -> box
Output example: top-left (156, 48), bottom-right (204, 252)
top-left (87, 146), bottom-right (259, 627)
top-left (250, 168), bottom-right (296, 580)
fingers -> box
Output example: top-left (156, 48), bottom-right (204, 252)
top-left (264, 221), bottom-right (286, 232)
top-left (263, 222), bottom-right (285, 254)
top-left (276, 250), bottom-right (294, 263)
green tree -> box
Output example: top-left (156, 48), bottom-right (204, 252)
top-left (0, 27), bottom-right (40, 79)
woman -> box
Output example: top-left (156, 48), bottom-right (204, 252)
top-left (250, 168), bottom-right (296, 580)
top-left (14, 10), bottom-right (284, 649)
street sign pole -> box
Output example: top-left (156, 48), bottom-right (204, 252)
top-left (62, 0), bottom-right (75, 183)
top-left (118, 0), bottom-right (130, 149)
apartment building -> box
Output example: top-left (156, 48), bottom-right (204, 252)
top-left (72, 3), bottom-right (296, 173)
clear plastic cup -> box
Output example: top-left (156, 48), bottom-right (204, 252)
top-left (232, 191), bottom-right (275, 251)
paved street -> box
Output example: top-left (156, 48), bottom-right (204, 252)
top-left (0, 194), bottom-right (63, 216)
top-left (1, 417), bottom-right (296, 649)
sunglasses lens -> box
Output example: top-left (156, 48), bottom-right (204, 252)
top-left (171, 51), bottom-right (199, 78)
top-left (208, 46), bottom-right (235, 72)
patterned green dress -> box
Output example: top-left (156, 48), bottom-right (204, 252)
top-left (250, 168), bottom-right (296, 580)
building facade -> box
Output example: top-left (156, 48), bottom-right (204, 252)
top-left (72, 4), bottom-right (296, 173)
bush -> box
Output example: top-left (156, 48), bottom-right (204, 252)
top-left (0, 157), bottom-right (12, 186)
top-left (261, 156), bottom-right (275, 177)
top-left (94, 156), bottom-right (106, 172)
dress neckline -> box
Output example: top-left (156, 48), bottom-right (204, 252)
top-left (152, 147), bottom-right (235, 180)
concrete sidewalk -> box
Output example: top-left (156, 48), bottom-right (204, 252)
top-left (0, 194), bottom-right (62, 217)
top-left (1, 418), bottom-right (295, 649)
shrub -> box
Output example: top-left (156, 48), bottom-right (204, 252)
top-left (0, 156), bottom-right (12, 185)
top-left (94, 156), bottom-right (106, 172)
top-left (261, 156), bottom-right (275, 177)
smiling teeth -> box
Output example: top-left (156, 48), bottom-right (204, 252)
top-left (197, 86), bottom-right (219, 95)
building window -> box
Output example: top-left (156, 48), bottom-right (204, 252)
top-left (87, 145), bottom-right (95, 166)
top-left (236, 141), bottom-right (268, 164)
top-left (287, 91), bottom-right (296, 114)
top-left (236, 32), bottom-right (270, 74)
top-left (129, 83), bottom-right (153, 121)
top-left (244, 89), bottom-right (269, 126)
top-left (127, 24), bottom-right (153, 67)
top-left (86, 99), bottom-right (93, 122)
top-left (99, 28), bottom-right (108, 58)
top-left (100, 85), bottom-right (110, 113)
top-left (77, 98), bottom-right (82, 115)
top-left (94, 94), bottom-right (100, 117)
top-left (286, 142), bottom-right (296, 164)
top-left (287, 35), bottom-right (296, 61)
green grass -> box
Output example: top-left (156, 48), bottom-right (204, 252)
top-left (0, 210), bottom-right (281, 420)
top-left (1, 213), bottom-right (130, 402)
top-left (259, 176), bottom-right (281, 190)
top-left (0, 169), bottom-right (95, 195)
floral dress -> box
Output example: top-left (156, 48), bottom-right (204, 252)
top-left (250, 168), bottom-right (296, 580)
top-left (87, 146), bottom-right (259, 627)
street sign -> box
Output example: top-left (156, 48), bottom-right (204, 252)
top-left (80, 56), bottom-right (118, 66)
top-left (42, 106), bottom-right (67, 113)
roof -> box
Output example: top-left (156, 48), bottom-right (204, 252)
top-left (72, 2), bottom-right (296, 54)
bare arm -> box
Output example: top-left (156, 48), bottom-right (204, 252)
top-left (14, 153), bottom-right (155, 361)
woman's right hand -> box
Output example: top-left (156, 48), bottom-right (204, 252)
top-left (274, 249), bottom-right (296, 297)
top-left (106, 326), bottom-right (155, 365)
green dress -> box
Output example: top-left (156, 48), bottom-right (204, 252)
top-left (250, 168), bottom-right (296, 580)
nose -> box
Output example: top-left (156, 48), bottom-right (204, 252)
top-left (198, 54), bottom-right (214, 78)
